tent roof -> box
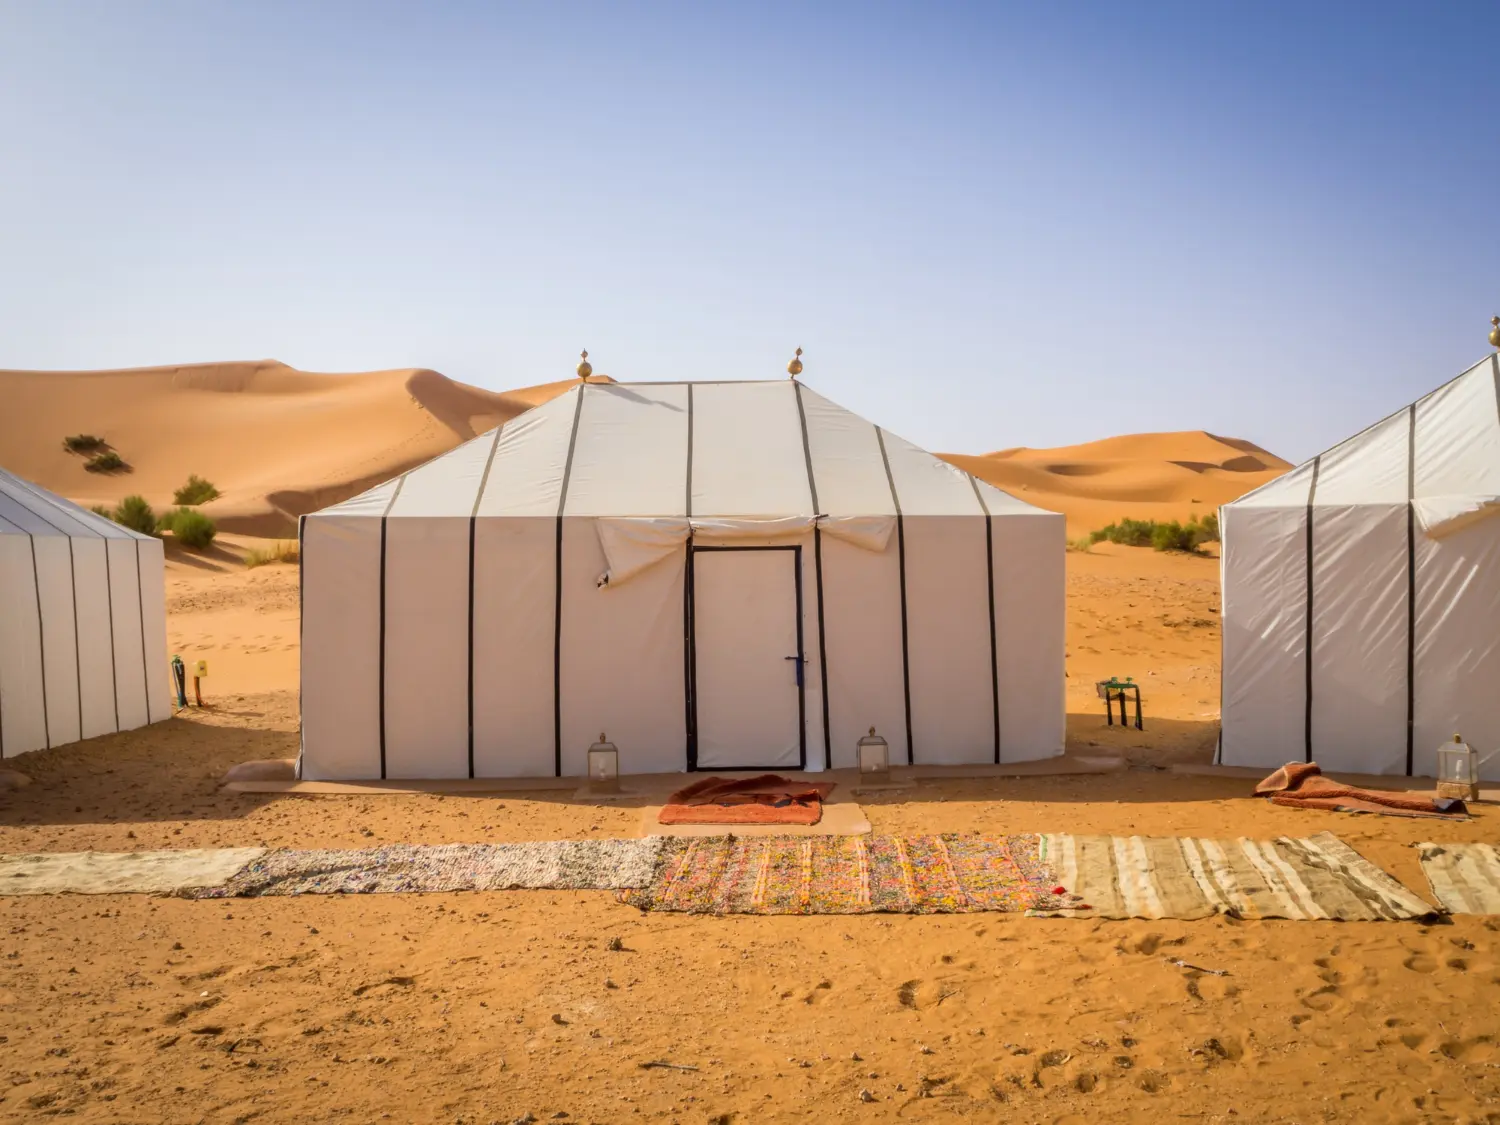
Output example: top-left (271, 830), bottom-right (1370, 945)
top-left (1229, 353), bottom-right (1500, 511)
top-left (0, 466), bottom-right (146, 539)
top-left (316, 380), bottom-right (1055, 521)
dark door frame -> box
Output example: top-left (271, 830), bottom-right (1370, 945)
top-left (685, 543), bottom-right (807, 772)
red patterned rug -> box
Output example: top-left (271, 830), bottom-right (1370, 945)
top-left (657, 774), bottom-right (836, 826)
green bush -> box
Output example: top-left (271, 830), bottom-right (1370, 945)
top-left (1086, 514), bottom-right (1219, 554)
top-left (161, 507), bottom-right (216, 549)
top-left (1151, 520), bottom-right (1197, 552)
top-left (172, 474), bottom-right (220, 505)
top-left (89, 504), bottom-right (113, 519)
top-left (112, 495), bottom-right (158, 536)
top-left (64, 434), bottom-right (105, 453)
top-left (85, 450), bottom-right (125, 473)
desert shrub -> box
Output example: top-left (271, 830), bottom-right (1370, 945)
top-left (1089, 518), bottom-right (1157, 548)
top-left (162, 507), bottom-right (216, 549)
top-left (1193, 511), bottom-right (1220, 544)
top-left (112, 495), bottom-right (158, 536)
top-left (89, 504), bottom-right (113, 519)
top-left (1151, 520), bottom-right (1197, 552)
top-left (244, 540), bottom-right (299, 568)
top-left (85, 450), bottom-right (125, 473)
top-left (172, 474), bottom-right (220, 505)
top-left (64, 434), bottom-right (105, 453)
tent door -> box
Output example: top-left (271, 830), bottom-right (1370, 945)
top-left (688, 545), bottom-right (806, 770)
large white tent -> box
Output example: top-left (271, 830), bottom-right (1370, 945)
top-left (1, 468), bottom-right (170, 758)
top-left (299, 379), bottom-right (1065, 780)
top-left (1221, 353), bottom-right (1500, 778)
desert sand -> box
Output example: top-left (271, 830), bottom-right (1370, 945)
top-left (4, 370), bottom-right (1498, 1124)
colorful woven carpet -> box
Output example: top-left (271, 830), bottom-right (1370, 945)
top-left (618, 834), bottom-right (1073, 915)
top-left (1416, 842), bottom-right (1500, 915)
top-left (1037, 831), bottom-right (1435, 921)
top-left (193, 839), bottom-right (663, 898)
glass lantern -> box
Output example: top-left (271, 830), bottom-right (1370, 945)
top-left (1436, 734), bottom-right (1478, 801)
top-left (587, 733), bottom-right (620, 794)
top-left (857, 727), bottom-right (890, 784)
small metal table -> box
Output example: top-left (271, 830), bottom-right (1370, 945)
top-left (1095, 677), bottom-right (1143, 730)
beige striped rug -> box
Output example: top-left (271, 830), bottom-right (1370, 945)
top-left (1036, 831), bottom-right (1435, 921)
top-left (1416, 842), bottom-right (1500, 914)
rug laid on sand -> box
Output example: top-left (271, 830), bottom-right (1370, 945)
top-left (0, 849), bottom-right (267, 895)
top-left (657, 774), bottom-right (837, 827)
top-left (1037, 831), bottom-right (1435, 921)
top-left (619, 834), bottom-right (1076, 914)
top-left (193, 839), bottom-right (663, 898)
top-left (1416, 842), bottom-right (1500, 914)
top-left (1254, 762), bottom-right (1467, 819)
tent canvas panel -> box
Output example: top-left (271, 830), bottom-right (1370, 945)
top-left (382, 517), bottom-right (471, 779)
top-left (901, 514), bottom-right (995, 764)
top-left (1220, 503), bottom-right (1311, 767)
top-left (33, 535), bottom-right (81, 749)
top-left (819, 533), bottom-right (908, 767)
top-left (299, 516), bottom-right (383, 780)
top-left (471, 516), bottom-right (557, 778)
top-left (474, 392), bottom-right (579, 518)
top-left (105, 538), bottom-right (149, 734)
top-left (558, 517), bottom-right (687, 775)
top-left (1413, 518), bottom-right (1500, 780)
top-left (0, 535), bottom-right (47, 757)
top-left (137, 539), bottom-right (170, 724)
top-left (1414, 355), bottom-right (1500, 498)
top-left (991, 511), bottom-right (1066, 761)
top-left (799, 387), bottom-right (898, 518)
top-left (1307, 503), bottom-right (1410, 776)
top-left (690, 382), bottom-right (811, 518)
top-left (566, 383), bottom-right (690, 517)
top-left (70, 538), bottom-right (119, 740)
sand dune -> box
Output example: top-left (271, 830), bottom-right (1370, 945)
top-left (0, 361), bottom-right (583, 536)
top-left (2, 361), bottom-right (1286, 539)
top-left (941, 430), bottom-right (1292, 537)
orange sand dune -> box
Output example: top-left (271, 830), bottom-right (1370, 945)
top-left (0, 361), bottom-right (585, 536)
top-left (942, 430), bottom-right (1292, 537)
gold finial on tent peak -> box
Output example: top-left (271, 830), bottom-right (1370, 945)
top-left (577, 350), bottom-right (593, 381)
top-left (787, 347), bottom-right (803, 379)
top-left (1489, 317), bottom-right (1500, 350)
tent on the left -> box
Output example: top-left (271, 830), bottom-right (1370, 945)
top-left (0, 467), bottom-right (170, 757)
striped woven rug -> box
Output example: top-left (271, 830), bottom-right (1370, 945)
top-left (1416, 842), bottom-right (1500, 914)
top-left (1038, 831), bottom-right (1435, 921)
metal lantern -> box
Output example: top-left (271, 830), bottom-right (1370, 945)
top-left (1436, 733), bottom-right (1483, 802)
top-left (857, 726), bottom-right (890, 784)
top-left (587, 732), bottom-right (620, 794)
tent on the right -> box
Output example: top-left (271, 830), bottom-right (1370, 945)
top-left (1220, 352), bottom-right (1500, 779)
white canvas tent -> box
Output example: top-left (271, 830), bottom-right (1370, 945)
top-left (0, 468), bottom-right (170, 757)
top-left (299, 379), bottom-right (1065, 780)
top-left (1221, 353), bottom-right (1500, 778)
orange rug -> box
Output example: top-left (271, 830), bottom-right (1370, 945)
top-left (657, 774), bottom-right (837, 826)
top-left (1254, 762), bottom-right (1468, 820)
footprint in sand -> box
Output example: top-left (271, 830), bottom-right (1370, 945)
top-left (1403, 954), bottom-right (1438, 973)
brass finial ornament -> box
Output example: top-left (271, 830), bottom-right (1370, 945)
top-left (576, 350), bottom-right (593, 381)
top-left (787, 347), bottom-right (803, 379)
top-left (1490, 317), bottom-right (1500, 350)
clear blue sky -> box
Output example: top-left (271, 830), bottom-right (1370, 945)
top-left (2, 2), bottom-right (1494, 462)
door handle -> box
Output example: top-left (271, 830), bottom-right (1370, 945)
top-left (784, 655), bottom-right (805, 688)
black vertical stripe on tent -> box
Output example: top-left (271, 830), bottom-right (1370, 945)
top-left (1303, 455), bottom-right (1322, 764)
top-left (376, 474), bottom-right (409, 781)
top-left (103, 539), bottom-right (120, 732)
top-left (69, 538), bottom-right (83, 739)
top-left (133, 540), bottom-right (149, 721)
top-left (792, 382), bottom-right (833, 771)
top-left (1405, 403), bottom-right (1417, 776)
top-left (28, 536), bottom-right (51, 750)
top-left (296, 515), bottom-right (305, 779)
top-left (553, 385), bottom-right (587, 778)
top-left (378, 515), bottom-right (390, 779)
top-left (683, 384), bottom-right (695, 768)
top-left (467, 424), bottom-right (507, 779)
top-left (875, 427), bottom-right (915, 765)
top-left (967, 476), bottom-right (1001, 764)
